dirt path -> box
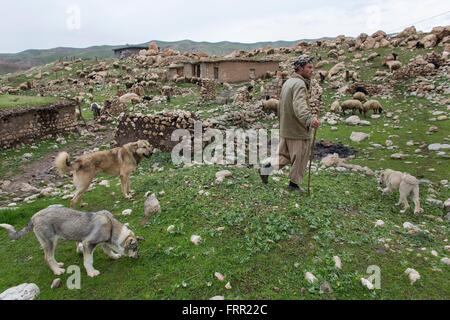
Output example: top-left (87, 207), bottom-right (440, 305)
top-left (0, 125), bottom-right (116, 204)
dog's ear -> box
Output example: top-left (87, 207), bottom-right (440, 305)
top-left (130, 142), bottom-right (139, 151)
top-left (136, 236), bottom-right (145, 242)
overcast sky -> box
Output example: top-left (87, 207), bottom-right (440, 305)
top-left (2, 0), bottom-right (450, 53)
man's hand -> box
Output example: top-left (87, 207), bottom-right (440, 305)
top-left (311, 117), bottom-right (321, 129)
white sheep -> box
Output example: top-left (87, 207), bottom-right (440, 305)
top-left (341, 99), bottom-right (363, 115)
top-left (362, 100), bottom-right (383, 117)
top-left (353, 92), bottom-right (367, 103)
top-left (330, 100), bottom-right (341, 113)
top-left (386, 60), bottom-right (402, 73)
top-left (262, 98), bottom-right (279, 114)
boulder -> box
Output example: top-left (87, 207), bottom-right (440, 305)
top-left (428, 144), bottom-right (450, 151)
top-left (420, 34), bottom-right (438, 48)
top-left (345, 116), bottom-right (361, 125)
top-left (119, 93), bottom-right (141, 104)
top-left (431, 26), bottom-right (450, 41)
top-left (0, 283), bottom-right (40, 300)
top-left (350, 132), bottom-right (369, 142)
top-left (399, 26), bottom-right (417, 38)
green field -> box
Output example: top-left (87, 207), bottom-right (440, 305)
top-left (0, 94), bottom-right (58, 110)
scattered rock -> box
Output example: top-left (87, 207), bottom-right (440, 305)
top-left (333, 256), bottom-right (342, 270)
top-left (403, 222), bottom-right (421, 234)
top-left (21, 153), bottom-right (33, 161)
top-left (361, 278), bottom-right (375, 290)
top-left (375, 220), bottom-right (385, 227)
top-left (320, 282), bottom-right (333, 294)
top-left (350, 132), bottom-right (369, 143)
top-left (215, 170), bottom-right (233, 184)
top-left (122, 209), bottom-right (132, 216)
top-left (391, 153), bottom-right (407, 160)
top-left (444, 199), bottom-right (450, 212)
top-left (141, 194), bottom-right (161, 225)
top-left (214, 272), bottom-right (226, 282)
top-left (405, 269), bottom-right (421, 285)
top-left (428, 144), bottom-right (450, 151)
top-left (190, 235), bottom-right (202, 245)
top-left (345, 116), bottom-right (361, 126)
top-left (51, 279), bottom-right (62, 289)
top-left (0, 283), bottom-right (40, 300)
top-left (305, 272), bottom-right (318, 284)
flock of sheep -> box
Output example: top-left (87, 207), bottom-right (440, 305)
top-left (261, 90), bottom-right (384, 118)
top-left (331, 91), bottom-right (384, 118)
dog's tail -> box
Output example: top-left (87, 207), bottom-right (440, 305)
top-left (54, 152), bottom-right (72, 176)
top-left (0, 221), bottom-right (33, 240)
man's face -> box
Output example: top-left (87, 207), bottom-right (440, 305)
top-left (299, 63), bottom-right (314, 79)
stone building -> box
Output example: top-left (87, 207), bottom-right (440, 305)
top-left (179, 58), bottom-right (280, 83)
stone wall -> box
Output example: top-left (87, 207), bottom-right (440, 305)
top-left (0, 102), bottom-right (77, 149)
top-left (114, 111), bottom-right (207, 152)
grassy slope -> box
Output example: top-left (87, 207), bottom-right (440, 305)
top-left (0, 95), bottom-right (58, 110)
top-left (0, 154), bottom-right (448, 299)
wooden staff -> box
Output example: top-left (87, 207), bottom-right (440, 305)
top-left (308, 127), bottom-right (318, 196)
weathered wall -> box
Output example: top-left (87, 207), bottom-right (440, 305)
top-left (181, 61), bottom-right (280, 83)
top-left (114, 111), bottom-right (206, 152)
top-left (0, 102), bottom-right (77, 149)
top-left (201, 61), bottom-right (279, 83)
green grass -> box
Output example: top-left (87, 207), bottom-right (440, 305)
top-left (0, 94), bottom-right (59, 110)
top-left (0, 43), bottom-right (449, 300)
top-left (0, 153), bottom-right (448, 299)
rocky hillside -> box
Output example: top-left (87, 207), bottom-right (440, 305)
top-left (0, 39), bottom-right (324, 75)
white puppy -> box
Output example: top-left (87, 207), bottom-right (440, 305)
top-left (378, 169), bottom-right (423, 215)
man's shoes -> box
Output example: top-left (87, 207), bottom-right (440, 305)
top-left (287, 182), bottom-right (305, 194)
top-left (259, 163), bottom-right (273, 185)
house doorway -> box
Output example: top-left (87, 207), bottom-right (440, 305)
top-left (214, 67), bottom-right (219, 80)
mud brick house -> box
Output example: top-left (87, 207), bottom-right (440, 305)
top-left (113, 46), bottom-right (148, 59)
top-left (180, 58), bottom-right (280, 83)
top-left (0, 101), bottom-right (77, 149)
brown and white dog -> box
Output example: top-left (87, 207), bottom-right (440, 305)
top-left (55, 140), bottom-right (153, 207)
top-left (378, 169), bottom-right (423, 215)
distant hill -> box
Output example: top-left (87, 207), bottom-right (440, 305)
top-left (0, 38), bottom-right (331, 75)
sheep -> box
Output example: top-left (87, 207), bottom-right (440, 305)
top-left (341, 99), bottom-right (363, 115)
top-left (262, 98), bottom-right (279, 114)
top-left (353, 92), bottom-right (367, 103)
top-left (345, 70), bottom-right (360, 82)
top-left (362, 100), bottom-right (383, 117)
top-left (330, 100), bottom-right (341, 113)
top-left (354, 85), bottom-right (369, 96)
top-left (386, 60), bottom-right (402, 73)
